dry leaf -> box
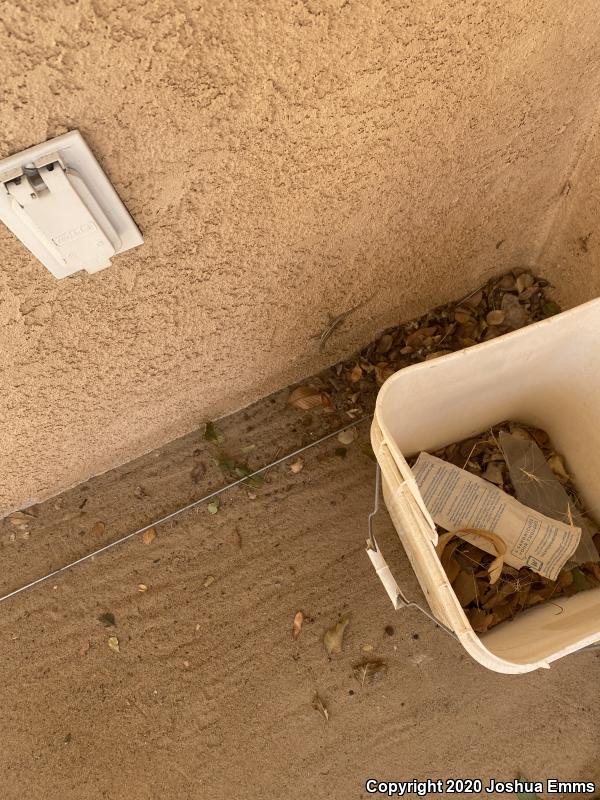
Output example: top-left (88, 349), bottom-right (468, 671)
top-left (557, 570), bottom-right (573, 589)
top-left (452, 571), bottom-right (479, 606)
top-left (375, 363), bottom-right (395, 383)
top-left (483, 462), bottom-right (504, 485)
top-left (204, 421), bottom-right (225, 443)
top-left (312, 692), bottom-right (329, 721)
top-left (486, 309), bottom-right (505, 326)
top-left (491, 602), bottom-right (514, 625)
top-left (142, 528), bottom-right (157, 545)
top-left (501, 293), bottom-right (529, 330)
top-left (352, 658), bottom-right (387, 686)
top-left (442, 543), bottom-right (461, 584)
top-left (137, 584), bottom-right (148, 593)
top-left (585, 562), bottom-right (600, 581)
top-left (7, 511), bottom-right (34, 530)
top-left (290, 458), bottom-right (304, 474)
top-left (90, 521), bottom-right (105, 536)
top-left (207, 500), bottom-right (219, 514)
top-left (547, 453), bottom-right (570, 482)
top-left (350, 364), bottom-right (363, 382)
top-left (108, 636), bottom-right (120, 654)
top-left (323, 615), bottom-right (350, 656)
top-left (287, 386), bottom-right (334, 411)
top-left (454, 308), bottom-right (474, 324)
top-left (467, 607), bottom-right (493, 633)
top-left (377, 334), bottom-right (394, 353)
top-left (292, 610), bottom-right (304, 639)
top-left (516, 272), bottom-right (534, 293)
top-left (337, 427), bottom-right (357, 446)
top-left (203, 575), bottom-right (215, 588)
top-left (542, 300), bottom-right (561, 317)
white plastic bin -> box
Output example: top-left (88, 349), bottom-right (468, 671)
top-left (370, 298), bottom-right (600, 674)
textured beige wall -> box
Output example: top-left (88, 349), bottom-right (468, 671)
top-left (538, 119), bottom-right (600, 306)
top-left (1, 0), bottom-right (600, 515)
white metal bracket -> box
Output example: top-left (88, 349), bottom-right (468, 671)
top-left (0, 131), bottom-right (143, 279)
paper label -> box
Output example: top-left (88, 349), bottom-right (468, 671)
top-left (412, 452), bottom-right (581, 580)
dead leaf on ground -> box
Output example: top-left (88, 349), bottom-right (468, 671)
top-left (312, 692), bottom-right (329, 721)
top-left (337, 427), bottom-right (358, 446)
top-left (485, 309), bottom-right (505, 326)
top-left (287, 385), bottom-right (334, 411)
top-left (292, 611), bottom-right (304, 639)
top-left (350, 364), bottom-right (363, 382)
top-left (542, 300), bottom-right (561, 317)
top-left (375, 363), bottom-right (395, 383)
top-left (142, 528), bottom-right (157, 545)
top-left (290, 457), bottom-right (304, 474)
top-left (516, 272), bottom-right (534, 293)
top-left (7, 511), bottom-right (35, 530)
top-left (323, 615), bottom-right (350, 656)
top-left (191, 462), bottom-right (206, 483)
top-left (352, 658), bottom-right (387, 686)
top-left (108, 636), bottom-right (120, 654)
top-left (454, 307), bottom-right (474, 324)
top-left (90, 521), bottom-right (106, 536)
top-left (501, 293), bottom-right (529, 330)
top-left (204, 421), bottom-right (225, 443)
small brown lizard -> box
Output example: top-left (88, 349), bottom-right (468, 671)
top-left (313, 295), bottom-right (375, 353)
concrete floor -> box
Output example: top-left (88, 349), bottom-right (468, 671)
top-left (0, 382), bottom-right (598, 800)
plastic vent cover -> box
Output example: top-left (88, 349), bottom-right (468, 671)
top-left (0, 130), bottom-right (142, 278)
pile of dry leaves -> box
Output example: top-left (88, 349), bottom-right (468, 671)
top-left (293, 269), bottom-right (562, 422)
top-left (428, 422), bottom-right (600, 633)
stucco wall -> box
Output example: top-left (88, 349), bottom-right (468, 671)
top-left (1, 0), bottom-right (600, 515)
top-left (538, 119), bottom-right (600, 307)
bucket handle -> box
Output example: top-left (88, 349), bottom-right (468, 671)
top-left (366, 463), bottom-right (458, 640)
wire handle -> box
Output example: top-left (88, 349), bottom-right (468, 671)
top-left (365, 463), bottom-right (459, 640)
